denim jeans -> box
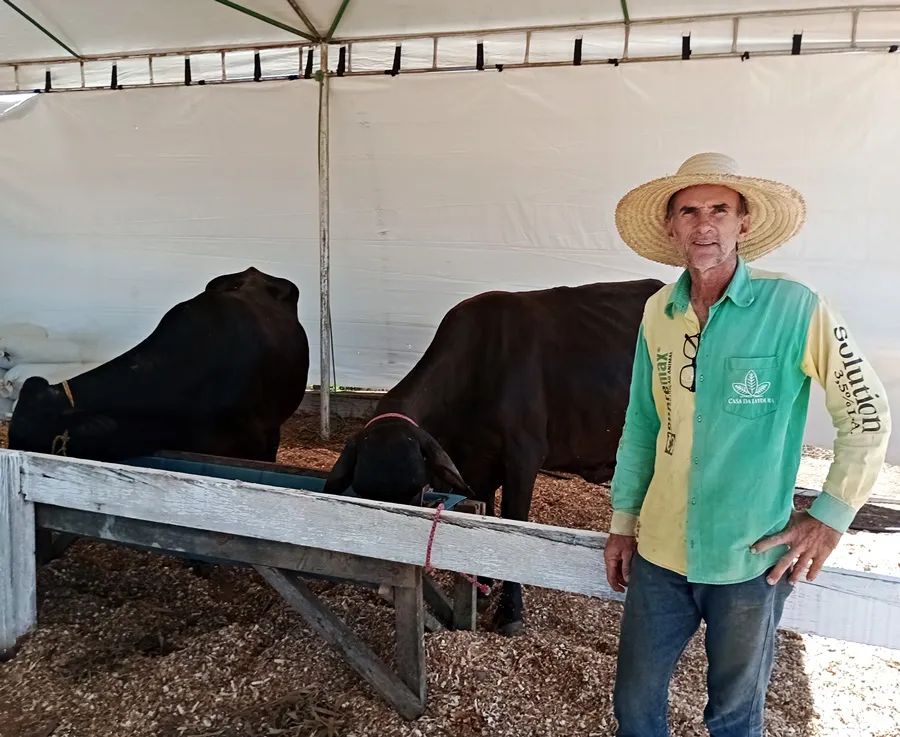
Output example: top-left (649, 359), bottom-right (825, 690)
top-left (614, 553), bottom-right (793, 737)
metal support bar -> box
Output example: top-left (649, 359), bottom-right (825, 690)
top-left (732, 17), bottom-right (739, 54)
top-left (2, 0), bottom-right (80, 59)
top-left (5, 44), bottom-right (895, 95)
top-left (212, 0), bottom-right (317, 41)
top-left (318, 42), bottom-right (332, 440)
top-left (285, 0), bottom-right (322, 39)
top-left (620, 0), bottom-right (630, 24)
top-left (330, 5), bottom-right (900, 44)
top-left (7, 6), bottom-right (900, 70)
top-left (326, 0), bottom-right (352, 41)
top-left (851, 10), bottom-right (860, 49)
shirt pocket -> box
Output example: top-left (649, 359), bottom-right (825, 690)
top-left (723, 356), bottom-right (780, 419)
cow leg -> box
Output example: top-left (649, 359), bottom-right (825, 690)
top-left (494, 453), bottom-right (541, 636)
top-left (458, 470), bottom-right (500, 611)
top-left (264, 426), bottom-right (281, 462)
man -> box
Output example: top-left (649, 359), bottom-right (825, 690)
top-left (605, 152), bottom-right (891, 737)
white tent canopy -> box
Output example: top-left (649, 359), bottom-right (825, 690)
top-left (1, 2), bottom-right (900, 460)
top-left (2, 2), bottom-right (900, 66)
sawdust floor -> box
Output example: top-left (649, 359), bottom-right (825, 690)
top-left (0, 417), bottom-right (898, 737)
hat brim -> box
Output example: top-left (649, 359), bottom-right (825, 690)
top-left (615, 173), bottom-right (807, 267)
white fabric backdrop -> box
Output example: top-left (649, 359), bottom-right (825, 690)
top-left (0, 81), bottom-right (321, 367)
top-left (1, 54), bottom-right (898, 458)
top-left (328, 54), bottom-right (900, 458)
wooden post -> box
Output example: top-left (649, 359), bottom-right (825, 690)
top-left (257, 565), bottom-right (425, 720)
top-left (452, 575), bottom-right (477, 631)
top-left (393, 567), bottom-right (426, 706)
top-left (0, 451), bottom-right (36, 659)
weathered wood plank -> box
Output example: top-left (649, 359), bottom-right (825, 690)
top-left (393, 569), bottom-right (426, 706)
top-left (19, 451), bottom-right (613, 599)
top-left (452, 575), bottom-right (477, 631)
top-left (12, 451), bottom-right (900, 650)
top-left (422, 573), bottom-right (454, 627)
top-left (36, 506), bottom-right (415, 588)
top-left (256, 566), bottom-right (424, 719)
top-left (0, 451), bottom-right (36, 659)
top-left (781, 567), bottom-right (900, 649)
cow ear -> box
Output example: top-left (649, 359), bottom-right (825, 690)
top-left (419, 432), bottom-right (471, 496)
top-left (324, 437), bottom-right (358, 495)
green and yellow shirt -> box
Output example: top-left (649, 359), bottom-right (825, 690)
top-left (610, 257), bottom-right (891, 583)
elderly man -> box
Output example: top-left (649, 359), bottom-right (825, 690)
top-left (605, 153), bottom-right (891, 737)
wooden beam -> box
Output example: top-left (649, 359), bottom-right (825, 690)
top-left (36, 505), bottom-right (415, 588)
top-left (12, 451), bottom-right (900, 650)
top-left (256, 566), bottom-right (425, 719)
top-left (781, 567), bottom-right (900, 647)
top-left (422, 573), bottom-right (455, 627)
top-left (18, 451), bottom-right (613, 599)
top-left (0, 452), bottom-right (35, 659)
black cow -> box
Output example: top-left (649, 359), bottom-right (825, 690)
top-left (9, 267), bottom-right (309, 463)
top-left (324, 278), bottom-right (663, 634)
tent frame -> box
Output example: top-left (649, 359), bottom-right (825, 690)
top-left (2, 2), bottom-right (900, 437)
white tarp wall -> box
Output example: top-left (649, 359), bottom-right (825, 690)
top-left (1, 53), bottom-right (899, 459)
top-left (0, 82), bottom-right (320, 361)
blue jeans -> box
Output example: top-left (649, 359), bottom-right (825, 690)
top-left (614, 553), bottom-right (793, 737)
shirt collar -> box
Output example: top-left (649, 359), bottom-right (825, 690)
top-left (665, 256), bottom-right (755, 317)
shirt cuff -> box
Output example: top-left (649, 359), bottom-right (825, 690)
top-left (808, 492), bottom-right (857, 534)
top-left (610, 510), bottom-right (639, 536)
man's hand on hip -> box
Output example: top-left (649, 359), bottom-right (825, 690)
top-left (751, 511), bottom-right (842, 585)
top-left (605, 533), bottom-right (637, 593)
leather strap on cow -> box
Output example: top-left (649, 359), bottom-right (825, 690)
top-left (365, 412), bottom-right (418, 429)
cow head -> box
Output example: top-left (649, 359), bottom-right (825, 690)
top-left (205, 266), bottom-right (300, 307)
top-left (9, 377), bottom-right (146, 460)
top-left (324, 419), bottom-right (471, 505)
top-left (8, 376), bottom-right (76, 454)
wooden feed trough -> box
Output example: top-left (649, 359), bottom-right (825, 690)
top-left (1, 449), bottom-right (899, 721)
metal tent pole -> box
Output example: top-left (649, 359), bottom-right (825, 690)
top-left (317, 42), bottom-right (332, 439)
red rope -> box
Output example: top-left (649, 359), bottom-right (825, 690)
top-left (424, 502), bottom-right (491, 595)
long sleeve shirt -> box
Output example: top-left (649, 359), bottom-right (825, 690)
top-left (610, 257), bottom-right (891, 583)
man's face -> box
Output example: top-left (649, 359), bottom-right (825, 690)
top-left (666, 184), bottom-right (750, 272)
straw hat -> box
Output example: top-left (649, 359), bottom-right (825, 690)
top-left (614, 152), bottom-right (806, 266)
